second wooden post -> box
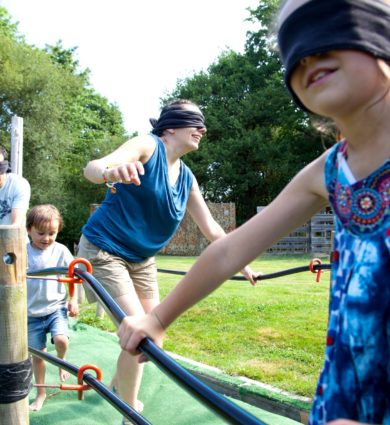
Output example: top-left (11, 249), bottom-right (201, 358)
top-left (0, 225), bottom-right (30, 425)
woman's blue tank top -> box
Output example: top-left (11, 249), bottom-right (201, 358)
top-left (82, 135), bottom-right (193, 262)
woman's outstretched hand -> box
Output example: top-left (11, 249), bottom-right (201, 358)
top-left (241, 265), bottom-right (262, 286)
top-left (104, 161), bottom-right (145, 186)
top-left (117, 311), bottom-right (165, 363)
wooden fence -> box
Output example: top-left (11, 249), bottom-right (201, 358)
top-left (257, 207), bottom-right (334, 255)
top-left (88, 203), bottom-right (334, 257)
top-left (161, 202), bottom-right (236, 256)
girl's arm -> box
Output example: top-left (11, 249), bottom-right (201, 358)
top-left (118, 153), bottom-right (329, 357)
top-left (83, 135), bottom-right (156, 185)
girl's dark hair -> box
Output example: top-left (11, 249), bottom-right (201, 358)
top-left (26, 204), bottom-right (64, 232)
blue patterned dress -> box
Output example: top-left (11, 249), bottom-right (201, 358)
top-left (309, 141), bottom-right (390, 425)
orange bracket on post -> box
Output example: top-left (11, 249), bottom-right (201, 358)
top-left (58, 258), bottom-right (93, 298)
top-left (59, 364), bottom-right (102, 400)
top-left (309, 258), bottom-right (323, 282)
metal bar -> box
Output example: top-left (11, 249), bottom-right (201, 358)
top-left (157, 264), bottom-right (331, 281)
top-left (73, 268), bottom-right (266, 425)
top-left (28, 347), bottom-right (151, 425)
top-left (32, 264), bottom-right (332, 424)
top-left (29, 267), bottom-right (267, 423)
top-left (26, 261), bottom-right (333, 424)
top-left (28, 264), bottom-right (332, 283)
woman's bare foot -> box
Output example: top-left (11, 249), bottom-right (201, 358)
top-left (135, 400), bottom-right (144, 413)
top-left (122, 400), bottom-right (144, 423)
top-left (29, 393), bottom-right (46, 411)
top-left (59, 368), bottom-right (70, 382)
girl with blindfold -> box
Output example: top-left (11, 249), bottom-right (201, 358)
top-left (78, 99), bottom-right (259, 423)
top-left (118, 1), bottom-right (390, 424)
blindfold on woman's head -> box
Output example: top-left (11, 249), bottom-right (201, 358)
top-left (150, 108), bottom-right (206, 136)
top-left (278, 0), bottom-right (390, 112)
top-left (0, 160), bottom-right (9, 175)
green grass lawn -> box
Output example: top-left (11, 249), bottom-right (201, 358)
top-left (78, 254), bottom-right (331, 399)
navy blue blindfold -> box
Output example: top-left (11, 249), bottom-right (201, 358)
top-left (278, 0), bottom-right (390, 112)
top-left (150, 108), bottom-right (206, 136)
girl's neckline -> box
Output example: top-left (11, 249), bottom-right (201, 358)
top-left (338, 140), bottom-right (390, 184)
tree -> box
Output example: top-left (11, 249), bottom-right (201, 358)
top-left (165, 0), bottom-right (333, 225)
top-left (0, 7), bottom-right (20, 40)
top-left (0, 9), bottom-right (128, 247)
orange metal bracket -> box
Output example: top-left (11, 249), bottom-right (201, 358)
top-left (309, 258), bottom-right (323, 282)
top-left (61, 364), bottom-right (102, 400)
top-left (58, 258), bottom-right (93, 297)
top-left (34, 363), bottom-right (102, 401)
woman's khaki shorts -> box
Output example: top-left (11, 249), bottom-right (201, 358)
top-left (77, 234), bottom-right (158, 302)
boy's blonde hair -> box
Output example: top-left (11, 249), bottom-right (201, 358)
top-left (26, 204), bottom-right (63, 232)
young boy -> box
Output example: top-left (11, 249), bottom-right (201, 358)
top-left (26, 204), bottom-right (78, 411)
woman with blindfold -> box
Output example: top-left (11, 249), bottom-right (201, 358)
top-left (118, 1), bottom-right (390, 424)
top-left (78, 99), bottom-right (259, 422)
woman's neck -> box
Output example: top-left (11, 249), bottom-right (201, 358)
top-left (161, 136), bottom-right (184, 164)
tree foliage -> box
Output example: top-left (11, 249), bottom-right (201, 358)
top-left (0, 7), bottom-right (127, 247)
top-left (165, 0), bottom-right (333, 224)
top-left (0, 1), bottom-right (335, 245)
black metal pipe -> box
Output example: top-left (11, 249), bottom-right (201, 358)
top-left (73, 268), bottom-right (266, 425)
top-left (28, 263), bottom-right (331, 283)
top-left (29, 267), bottom-right (267, 423)
top-left (158, 264), bottom-right (331, 281)
top-left (28, 347), bottom-right (151, 425)
top-left (28, 261), bottom-right (331, 423)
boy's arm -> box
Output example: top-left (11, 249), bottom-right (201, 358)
top-left (64, 249), bottom-right (79, 317)
top-left (68, 297), bottom-right (79, 317)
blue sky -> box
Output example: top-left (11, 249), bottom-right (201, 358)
top-left (0, 0), bottom-right (258, 135)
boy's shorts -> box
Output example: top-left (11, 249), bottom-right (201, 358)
top-left (28, 307), bottom-right (69, 350)
top-left (77, 234), bottom-right (158, 302)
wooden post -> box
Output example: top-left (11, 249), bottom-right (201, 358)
top-left (0, 225), bottom-right (29, 424)
top-left (10, 116), bottom-right (24, 176)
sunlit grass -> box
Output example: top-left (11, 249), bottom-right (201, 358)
top-left (78, 254), bottom-right (330, 398)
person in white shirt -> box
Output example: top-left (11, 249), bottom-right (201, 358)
top-left (0, 145), bottom-right (30, 225)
